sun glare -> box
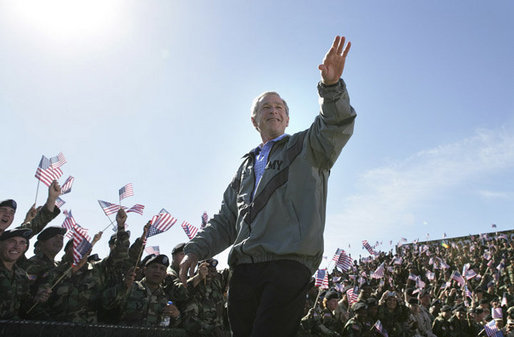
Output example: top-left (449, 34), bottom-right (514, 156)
top-left (8, 0), bottom-right (123, 42)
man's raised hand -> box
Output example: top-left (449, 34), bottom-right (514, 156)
top-left (318, 35), bottom-right (351, 85)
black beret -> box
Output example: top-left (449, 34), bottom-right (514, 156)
top-left (145, 254), bottom-right (169, 267)
top-left (172, 242), bottom-right (185, 255)
top-left (366, 297), bottom-right (378, 307)
top-left (441, 305), bottom-right (452, 312)
top-left (408, 298), bottom-right (419, 305)
top-left (37, 226), bottom-right (66, 241)
top-left (0, 228), bottom-right (32, 241)
top-left (88, 254), bottom-right (101, 262)
top-left (453, 304), bottom-right (466, 313)
top-left (325, 291), bottom-right (339, 301)
top-left (64, 239), bottom-right (73, 251)
top-left (352, 302), bottom-right (367, 312)
top-left (0, 199), bottom-right (17, 210)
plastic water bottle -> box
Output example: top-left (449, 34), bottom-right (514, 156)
top-left (160, 300), bottom-right (173, 327)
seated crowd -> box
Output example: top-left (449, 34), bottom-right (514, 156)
top-left (1, 181), bottom-right (513, 337)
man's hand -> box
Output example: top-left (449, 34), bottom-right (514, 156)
top-left (44, 180), bottom-right (62, 212)
top-left (35, 286), bottom-right (52, 303)
top-left (23, 204), bottom-right (38, 224)
top-left (116, 208), bottom-right (127, 228)
top-left (179, 253), bottom-right (199, 287)
top-left (318, 35), bottom-right (351, 85)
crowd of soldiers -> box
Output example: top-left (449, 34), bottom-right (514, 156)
top-left (298, 233), bottom-right (514, 337)
top-left (1, 181), bottom-right (513, 336)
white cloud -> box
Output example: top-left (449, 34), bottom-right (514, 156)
top-left (326, 127), bottom-right (514, 245)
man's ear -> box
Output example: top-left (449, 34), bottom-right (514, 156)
top-left (251, 116), bottom-right (260, 131)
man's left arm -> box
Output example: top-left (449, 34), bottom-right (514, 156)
top-left (307, 35), bottom-right (357, 169)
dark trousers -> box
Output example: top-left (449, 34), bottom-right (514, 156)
top-left (227, 260), bottom-right (311, 337)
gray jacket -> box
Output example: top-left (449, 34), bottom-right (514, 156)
top-left (185, 79), bottom-right (356, 274)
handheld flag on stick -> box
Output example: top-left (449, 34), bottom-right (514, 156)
top-left (35, 155), bottom-right (64, 187)
top-left (55, 197), bottom-right (65, 208)
top-left (201, 211), bottom-right (208, 229)
top-left (181, 221), bottom-right (199, 240)
top-left (314, 269), bottom-right (329, 289)
top-left (61, 176), bottom-right (74, 194)
top-left (147, 209), bottom-right (177, 238)
top-left (126, 204), bottom-right (145, 215)
top-left (98, 200), bottom-right (120, 216)
top-left (119, 183), bottom-right (134, 201)
top-left (145, 246), bottom-right (160, 255)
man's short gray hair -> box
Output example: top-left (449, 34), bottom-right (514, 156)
top-left (250, 92), bottom-right (289, 118)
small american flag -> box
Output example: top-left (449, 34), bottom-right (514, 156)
top-left (452, 271), bottom-right (466, 287)
top-left (145, 246), bottom-right (160, 255)
top-left (464, 286), bottom-right (473, 299)
top-left (35, 155), bottom-right (63, 187)
top-left (484, 320), bottom-right (502, 337)
top-left (49, 152), bottom-right (67, 169)
top-left (119, 183), bottom-right (134, 201)
top-left (314, 269), bottom-right (329, 289)
top-left (346, 287), bottom-right (359, 306)
top-left (98, 200), bottom-right (120, 216)
top-left (362, 240), bottom-right (377, 255)
top-left (374, 320), bottom-right (389, 337)
top-left (126, 204), bottom-right (145, 215)
top-left (61, 176), bottom-right (74, 194)
top-left (371, 262), bottom-right (385, 279)
top-left (336, 251), bottom-right (353, 271)
top-left (147, 209), bottom-right (177, 238)
top-left (71, 223), bottom-right (92, 266)
top-left (181, 221), bottom-right (199, 240)
top-left (465, 269), bottom-right (477, 280)
top-left (201, 211), bottom-right (208, 229)
top-left (332, 248), bottom-right (344, 262)
top-left (426, 271), bottom-right (435, 281)
top-left (55, 196), bottom-right (65, 208)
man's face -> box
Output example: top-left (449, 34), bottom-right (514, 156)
top-left (252, 93), bottom-right (289, 142)
top-left (0, 206), bottom-right (15, 233)
top-left (0, 237), bottom-right (28, 263)
top-left (39, 234), bottom-right (64, 257)
top-left (145, 263), bottom-right (167, 285)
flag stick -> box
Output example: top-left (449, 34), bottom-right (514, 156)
top-left (101, 218), bottom-right (116, 233)
top-left (34, 179), bottom-right (40, 205)
top-left (311, 287), bottom-right (323, 310)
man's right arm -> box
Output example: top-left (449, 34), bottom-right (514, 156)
top-left (179, 166), bottom-right (241, 284)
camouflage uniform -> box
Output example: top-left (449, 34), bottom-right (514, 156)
top-left (0, 262), bottom-right (32, 319)
top-left (182, 268), bottom-right (229, 336)
top-left (432, 316), bottom-right (452, 337)
top-left (321, 308), bottom-right (344, 335)
top-left (110, 278), bottom-right (182, 327)
top-left (342, 316), bottom-right (369, 337)
top-left (163, 265), bottom-right (189, 308)
top-left (24, 251), bottom-right (59, 319)
top-left (44, 255), bottom-right (102, 323)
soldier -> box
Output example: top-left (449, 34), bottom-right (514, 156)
top-left (109, 254), bottom-right (181, 327)
top-left (0, 228), bottom-right (49, 319)
top-left (432, 304), bottom-right (452, 337)
top-left (320, 290), bottom-right (344, 336)
top-left (342, 302), bottom-right (369, 337)
top-left (163, 242), bottom-right (189, 308)
top-left (182, 259), bottom-right (230, 337)
top-left (449, 304), bottom-right (471, 337)
top-left (24, 226), bottom-right (66, 319)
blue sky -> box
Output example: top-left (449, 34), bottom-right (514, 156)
top-left (1, 0), bottom-right (513, 269)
